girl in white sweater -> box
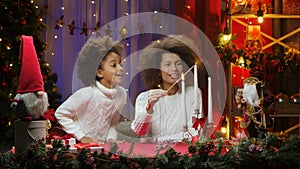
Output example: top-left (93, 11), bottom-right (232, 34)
top-left (55, 36), bottom-right (127, 144)
top-left (131, 35), bottom-right (203, 142)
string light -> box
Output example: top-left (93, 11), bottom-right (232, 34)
top-left (221, 116), bottom-right (227, 135)
top-left (223, 26), bottom-right (231, 41)
top-left (257, 2), bottom-right (264, 23)
top-left (223, 2), bottom-right (231, 41)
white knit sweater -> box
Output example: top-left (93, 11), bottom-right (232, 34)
top-left (131, 86), bottom-right (203, 141)
top-left (55, 81), bottom-right (127, 142)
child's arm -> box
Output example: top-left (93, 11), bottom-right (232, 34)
top-left (131, 91), bottom-right (153, 136)
top-left (55, 90), bottom-right (89, 141)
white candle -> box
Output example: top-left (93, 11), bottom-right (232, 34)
top-left (194, 64), bottom-right (199, 111)
top-left (208, 76), bottom-right (213, 124)
top-left (181, 73), bottom-right (187, 128)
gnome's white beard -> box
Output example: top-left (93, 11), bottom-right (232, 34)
top-left (21, 92), bottom-right (49, 119)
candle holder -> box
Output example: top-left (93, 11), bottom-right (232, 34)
top-left (182, 125), bottom-right (193, 140)
top-left (206, 122), bottom-right (215, 128)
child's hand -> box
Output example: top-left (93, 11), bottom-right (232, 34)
top-left (146, 89), bottom-right (167, 114)
top-left (80, 136), bottom-right (94, 144)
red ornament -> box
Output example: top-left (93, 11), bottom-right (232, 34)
top-left (2, 81), bottom-right (7, 87)
top-left (21, 19), bottom-right (26, 25)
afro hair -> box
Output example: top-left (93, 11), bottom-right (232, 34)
top-left (76, 35), bottom-right (124, 86)
top-left (138, 35), bottom-right (202, 89)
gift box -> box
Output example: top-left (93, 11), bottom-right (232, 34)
top-left (283, 0), bottom-right (300, 14)
top-left (51, 134), bottom-right (77, 147)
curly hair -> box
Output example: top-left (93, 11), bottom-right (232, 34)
top-left (138, 35), bottom-right (202, 89)
top-left (76, 36), bottom-right (124, 86)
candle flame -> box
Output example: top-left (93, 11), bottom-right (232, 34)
top-left (181, 73), bottom-right (185, 81)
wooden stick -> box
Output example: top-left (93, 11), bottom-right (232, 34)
top-left (166, 65), bottom-right (195, 92)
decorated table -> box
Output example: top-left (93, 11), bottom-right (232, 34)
top-left (2, 134), bottom-right (300, 169)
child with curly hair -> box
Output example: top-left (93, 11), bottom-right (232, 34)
top-left (131, 35), bottom-right (203, 142)
top-left (55, 36), bottom-right (127, 144)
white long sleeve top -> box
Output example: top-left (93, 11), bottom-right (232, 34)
top-left (55, 81), bottom-right (127, 142)
top-left (131, 86), bottom-right (203, 142)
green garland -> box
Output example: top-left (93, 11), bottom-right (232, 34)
top-left (1, 134), bottom-right (299, 169)
top-left (216, 34), bottom-right (300, 74)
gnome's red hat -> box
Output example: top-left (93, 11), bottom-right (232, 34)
top-left (17, 35), bottom-right (44, 94)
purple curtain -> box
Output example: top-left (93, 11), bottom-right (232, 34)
top-left (40, 0), bottom-right (173, 119)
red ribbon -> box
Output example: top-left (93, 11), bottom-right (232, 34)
top-left (192, 116), bottom-right (206, 130)
top-left (43, 109), bottom-right (55, 122)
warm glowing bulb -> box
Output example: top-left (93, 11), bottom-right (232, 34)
top-left (0, 38), bottom-right (2, 42)
top-left (91, 1), bottom-right (95, 4)
top-left (258, 16), bottom-right (263, 23)
top-left (54, 35), bottom-right (58, 39)
top-left (51, 52), bottom-right (55, 56)
top-left (223, 34), bottom-right (231, 41)
top-left (61, 6), bottom-right (65, 10)
top-left (221, 127), bottom-right (227, 134)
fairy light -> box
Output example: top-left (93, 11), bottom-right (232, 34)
top-left (257, 2), bottom-right (264, 23)
top-left (0, 38), bottom-right (2, 42)
top-left (61, 6), bottom-right (65, 10)
top-left (51, 52), bottom-right (55, 56)
top-left (91, 0), bottom-right (95, 4)
top-left (54, 35), bottom-right (58, 39)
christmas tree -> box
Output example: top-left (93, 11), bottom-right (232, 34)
top-left (0, 0), bottom-right (61, 151)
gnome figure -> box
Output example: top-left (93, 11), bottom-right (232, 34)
top-left (11, 35), bottom-right (49, 121)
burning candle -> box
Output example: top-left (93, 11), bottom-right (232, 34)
top-left (194, 64), bottom-right (199, 111)
top-left (181, 72), bottom-right (187, 128)
top-left (208, 76), bottom-right (213, 124)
